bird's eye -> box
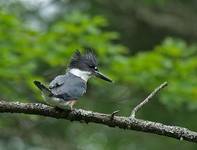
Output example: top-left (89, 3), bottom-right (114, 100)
top-left (89, 65), bottom-right (98, 70)
top-left (94, 66), bottom-right (98, 71)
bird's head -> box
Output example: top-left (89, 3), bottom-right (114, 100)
top-left (68, 50), bottom-right (112, 82)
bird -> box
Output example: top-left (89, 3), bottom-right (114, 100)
top-left (34, 50), bottom-right (112, 109)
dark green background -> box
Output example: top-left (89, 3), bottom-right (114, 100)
top-left (0, 0), bottom-right (197, 149)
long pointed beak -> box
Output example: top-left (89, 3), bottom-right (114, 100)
top-left (95, 71), bottom-right (113, 82)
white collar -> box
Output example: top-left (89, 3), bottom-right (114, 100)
top-left (69, 68), bottom-right (91, 82)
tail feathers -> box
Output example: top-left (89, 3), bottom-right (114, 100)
top-left (34, 81), bottom-right (52, 96)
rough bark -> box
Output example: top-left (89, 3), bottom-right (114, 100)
top-left (0, 100), bottom-right (196, 143)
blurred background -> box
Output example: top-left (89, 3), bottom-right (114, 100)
top-left (0, 0), bottom-right (197, 149)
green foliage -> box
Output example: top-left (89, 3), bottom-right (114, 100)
top-left (0, 11), bottom-right (126, 100)
top-left (111, 38), bottom-right (197, 110)
top-left (1, 10), bottom-right (197, 111)
top-left (0, 7), bottom-right (197, 150)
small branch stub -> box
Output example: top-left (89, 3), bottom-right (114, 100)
top-left (130, 82), bottom-right (168, 118)
top-left (110, 110), bottom-right (120, 120)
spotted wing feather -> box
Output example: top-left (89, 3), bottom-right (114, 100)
top-left (49, 75), bottom-right (65, 89)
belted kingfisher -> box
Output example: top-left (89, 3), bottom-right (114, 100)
top-left (34, 50), bottom-right (112, 109)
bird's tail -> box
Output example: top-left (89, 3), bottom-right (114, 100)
top-left (34, 80), bottom-right (52, 96)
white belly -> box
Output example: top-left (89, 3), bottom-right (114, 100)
top-left (42, 94), bottom-right (70, 109)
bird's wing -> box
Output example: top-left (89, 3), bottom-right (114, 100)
top-left (50, 74), bottom-right (87, 100)
top-left (49, 75), bottom-right (65, 89)
top-left (65, 79), bottom-right (87, 99)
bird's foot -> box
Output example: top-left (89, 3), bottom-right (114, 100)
top-left (53, 100), bottom-right (77, 112)
top-left (66, 100), bottom-right (77, 110)
top-left (65, 105), bottom-right (73, 111)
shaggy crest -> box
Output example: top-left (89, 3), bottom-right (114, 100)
top-left (68, 50), bottom-right (98, 70)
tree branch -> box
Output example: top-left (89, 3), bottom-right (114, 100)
top-left (0, 100), bottom-right (196, 143)
top-left (130, 82), bottom-right (168, 118)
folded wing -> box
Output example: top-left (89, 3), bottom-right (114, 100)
top-left (49, 73), bottom-right (87, 101)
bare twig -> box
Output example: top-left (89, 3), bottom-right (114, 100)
top-left (130, 82), bottom-right (168, 118)
top-left (0, 100), bottom-right (196, 143)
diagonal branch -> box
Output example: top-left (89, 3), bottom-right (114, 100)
top-left (0, 100), bottom-right (196, 143)
top-left (130, 82), bottom-right (168, 118)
